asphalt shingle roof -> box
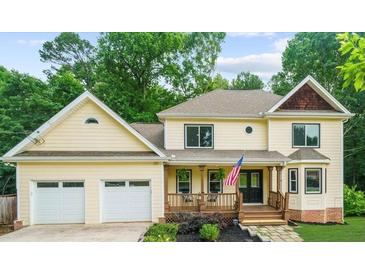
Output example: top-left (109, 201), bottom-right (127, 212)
top-left (157, 89), bottom-right (283, 118)
top-left (288, 148), bottom-right (330, 161)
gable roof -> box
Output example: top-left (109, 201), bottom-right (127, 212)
top-left (3, 91), bottom-right (166, 158)
top-left (288, 148), bottom-right (330, 162)
top-left (157, 89), bottom-right (283, 119)
top-left (267, 75), bottom-right (353, 116)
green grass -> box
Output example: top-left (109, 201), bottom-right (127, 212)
top-left (294, 216), bottom-right (365, 242)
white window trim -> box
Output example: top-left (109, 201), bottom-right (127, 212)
top-left (184, 124), bottom-right (213, 149)
top-left (177, 170), bottom-right (192, 193)
top-left (293, 124), bottom-right (320, 148)
top-left (305, 168), bottom-right (322, 194)
top-left (208, 170), bottom-right (222, 193)
top-left (288, 168), bottom-right (298, 193)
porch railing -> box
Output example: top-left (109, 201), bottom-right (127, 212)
top-left (167, 193), bottom-right (237, 213)
top-left (268, 190), bottom-right (290, 220)
top-left (167, 193), bottom-right (200, 212)
top-left (204, 193), bottom-right (237, 211)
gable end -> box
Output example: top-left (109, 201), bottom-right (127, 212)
top-left (277, 84), bottom-right (337, 111)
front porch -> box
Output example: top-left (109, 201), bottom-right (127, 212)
top-left (163, 164), bottom-right (290, 225)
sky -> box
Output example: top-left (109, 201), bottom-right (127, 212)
top-left (0, 32), bottom-right (295, 83)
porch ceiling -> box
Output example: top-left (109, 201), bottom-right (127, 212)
top-left (164, 149), bottom-right (291, 165)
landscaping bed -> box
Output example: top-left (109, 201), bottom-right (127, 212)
top-left (177, 224), bottom-right (260, 242)
top-left (143, 213), bottom-right (260, 242)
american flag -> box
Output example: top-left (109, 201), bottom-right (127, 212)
top-left (224, 156), bottom-right (244, 186)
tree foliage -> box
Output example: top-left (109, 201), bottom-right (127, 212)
top-left (39, 32), bottom-right (96, 90)
top-left (337, 32), bottom-right (365, 92)
top-left (230, 71), bottom-right (264, 90)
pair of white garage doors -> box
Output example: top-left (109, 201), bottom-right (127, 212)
top-left (33, 180), bottom-right (151, 224)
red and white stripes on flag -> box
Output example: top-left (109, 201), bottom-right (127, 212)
top-left (224, 156), bottom-right (244, 186)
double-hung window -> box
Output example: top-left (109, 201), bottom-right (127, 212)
top-left (293, 124), bottom-right (320, 147)
top-left (176, 169), bottom-right (191, 193)
top-left (208, 170), bottom-right (222, 193)
top-left (288, 168), bottom-right (298, 193)
top-left (305, 168), bottom-right (322, 194)
top-left (185, 125), bottom-right (213, 148)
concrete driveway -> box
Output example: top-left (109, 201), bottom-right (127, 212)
top-left (0, 222), bottom-right (151, 242)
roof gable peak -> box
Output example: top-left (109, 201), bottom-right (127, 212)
top-left (267, 75), bottom-right (352, 114)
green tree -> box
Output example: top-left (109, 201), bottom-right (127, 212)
top-left (337, 32), bottom-right (365, 92)
top-left (230, 71), bottom-right (264, 89)
top-left (39, 32), bottom-right (96, 90)
top-left (207, 74), bottom-right (229, 90)
top-left (0, 67), bottom-right (60, 194)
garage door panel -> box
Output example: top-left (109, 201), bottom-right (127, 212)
top-left (34, 182), bottom-right (85, 224)
top-left (102, 181), bottom-right (151, 222)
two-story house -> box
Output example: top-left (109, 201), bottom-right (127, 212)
top-left (2, 76), bottom-right (353, 226)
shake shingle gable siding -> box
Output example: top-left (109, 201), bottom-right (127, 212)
top-left (157, 89), bottom-right (283, 118)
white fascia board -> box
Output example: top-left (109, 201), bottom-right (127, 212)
top-left (157, 114), bottom-right (264, 120)
top-left (3, 91), bottom-right (166, 158)
top-left (168, 160), bottom-right (286, 166)
top-left (267, 75), bottom-right (352, 115)
top-left (264, 112), bottom-right (354, 119)
top-left (288, 159), bottom-right (330, 164)
top-left (1, 156), bottom-right (168, 163)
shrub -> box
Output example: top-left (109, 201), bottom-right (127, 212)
top-left (199, 224), bottom-right (220, 241)
top-left (143, 223), bottom-right (179, 242)
top-left (173, 213), bottom-right (229, 234)
top-left (344, 185), bottom-right (365, 216)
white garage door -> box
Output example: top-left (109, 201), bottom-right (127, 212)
top-left (34, 182), bottom-right (85, 224)
top-left (102, 180), bottom-right (151, 222)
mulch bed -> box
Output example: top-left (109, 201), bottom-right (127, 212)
top-left (176, 225), bottom-right (261, 242)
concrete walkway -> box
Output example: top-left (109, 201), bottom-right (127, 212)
top-left (0, 222), bottom-right (151, 242)
top-left (241, 224), bottom-right (303, 242)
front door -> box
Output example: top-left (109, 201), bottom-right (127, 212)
top-left (239, 170), bottom-right (263, 203)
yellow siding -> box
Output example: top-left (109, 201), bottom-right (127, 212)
top-left (28, 100), bottom-right (150, 152)
top-left (167, 165), bottom-right (269, 204)
top-left (269, 118), bottom-right (343, 209)
top-left (18, 162), bottom-right (163, 225)
top-left (165, 118), bottom-right (267, 150)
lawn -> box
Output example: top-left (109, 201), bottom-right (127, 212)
top-left (294, 216), bottom-right (365, 242)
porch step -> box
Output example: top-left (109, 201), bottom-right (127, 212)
top-left (244, 214), bottom-right (283, 220)
top-left (241, 219), bottom-right (287, 226)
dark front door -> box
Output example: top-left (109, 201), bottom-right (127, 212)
top-left (239, 170), bottom-right (263, 203)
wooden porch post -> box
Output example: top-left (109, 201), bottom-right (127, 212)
top-left (164, 164), bottom-right (170, 212)
top-left (198, 165), bottom-right (206, 211)
top-left (275, 166), bottom-right (283, 208)
top-left (268, 166), bottom-right (273, 192)
top-left (268, 166), bottom-right (273, 205)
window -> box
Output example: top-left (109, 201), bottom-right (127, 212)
top-left (208, 170), bottom-right (222, 193)
top-left (245, 126), bottom-right (253, 134)
top-left (85, 117), bottom-right (99, 124)
top-left (63, 182), bottom-right (84, 188)
top-left (185, 125), bottom-right (213, 148)
top-left (176, 169), bottom-right (191, 193)
top-left (129, 181), bottom-right (149, 187)
top-left (239, 173), bottom-right (248, 188)
top-left (288, 169), bottom-right (298, 193)
top-left (251, 173), bottom-right (260, 188)
top-left (105, 181), bottom-right (125, 187)
top-left (293, 124), bottom-right (320, 147)
top-left (37, 182), bottom-right (58, 188)
top-left (305, 168), bottom-right (322, 194)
